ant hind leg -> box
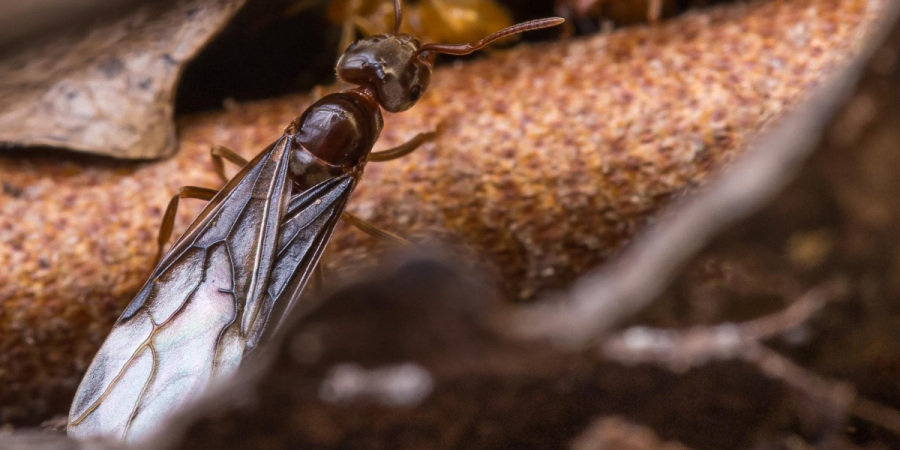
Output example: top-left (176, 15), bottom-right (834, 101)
top-left (311, 264), bottom-right (325, 295)
top-left (341, 212), bottom-right (410, 246)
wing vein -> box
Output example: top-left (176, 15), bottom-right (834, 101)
top-left (154, 146), bottom-right (276, 280)
top-left (122, 344), bottom-right (158, 438)
top-left (211, 244), bottom-right (240, 375)
top-left (72, 246), bottom-right (212, 426)
top-left (242, 148), bottom-right (289, 333)
top-left (69, 316), bottom-right (154, 427)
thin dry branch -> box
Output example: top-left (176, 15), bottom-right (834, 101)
top-left (850, 398), bottom-right (900, 439)
top-left (744, 344), bottom-right (854, 415)
top-left (601, 283), bottom-right (842, 372)
top-left (601, 283), bottom-right (859, 437)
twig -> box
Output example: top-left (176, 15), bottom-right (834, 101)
top-left (601, 283), bottom-right (855, 415)
top-left (742, 344), bottom-right (854, 413)
top-left (850, 397), bottom-right (900, 438)
top-left (600, 283), bottom-right (839, 372)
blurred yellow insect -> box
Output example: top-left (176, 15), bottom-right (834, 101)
top-left (290, 0), bottom-right (515, 53)
top-left (556, 0), bottom-right (679, 26)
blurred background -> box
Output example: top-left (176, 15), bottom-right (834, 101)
top-left (0, 0), bottom-right (735, 114)
top-left (3, 1), bottom-right (899, 449)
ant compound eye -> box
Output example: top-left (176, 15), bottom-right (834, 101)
top-left (410, 85), bottom-right (422, 102)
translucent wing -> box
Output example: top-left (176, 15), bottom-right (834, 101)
top-left (247, 174), bottom-right (355, 350)
top-left (68, 136), bottom-right (298, 442)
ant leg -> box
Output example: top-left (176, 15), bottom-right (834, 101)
top-left (341, 212), bottom-right (410, 246)
top-left (338, 21), bottom-right (356, 58)
top-left (211, 142), bottom-right (412, 246)
top-left (283, 0), bottom-right (327, 17)
top-left (648, 0), bottom-right (663, 24)
top-left (311, 85), bottom-right (326, 102)
top-left (155, 186), bottom-right (218, 265)
top-left (337, 14), bottom-right (381, 56)
top-left (311, 264), bottom-right (325, 295)
top-left (210, 145), bottom-right (249, 183)
top-left (369, 123), bottom-right (444, 162)
top-left (349, 14), bottom-right (381, 36)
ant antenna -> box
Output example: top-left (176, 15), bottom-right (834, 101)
top-left (415, 17), bottom-right (565, 56)
top-left (392, 0), bottom-right (402, 35)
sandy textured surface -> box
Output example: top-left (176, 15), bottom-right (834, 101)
top-left (0, 0), bottom-right (880, 424)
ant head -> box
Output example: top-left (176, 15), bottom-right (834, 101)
top-left (336, 0), bottom-right (564, 113)
top-left (336, 34), bottom-right (434, 113)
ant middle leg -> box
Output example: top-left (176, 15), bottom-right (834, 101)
top-left (210, 145), bottom-right (249, 183)
top-left (155, 186), bottom-right (219, 264)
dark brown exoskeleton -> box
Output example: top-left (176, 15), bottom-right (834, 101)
top-left (67, 0), bottom-right (562, 442)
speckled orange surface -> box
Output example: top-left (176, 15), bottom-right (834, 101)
top-left (0, 0), bottom-right (881, 424)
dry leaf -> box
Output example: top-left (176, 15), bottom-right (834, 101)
top-left (0, 0), bottom-right (246, 159)
top-left (0, 0), bottom-right (138, 46)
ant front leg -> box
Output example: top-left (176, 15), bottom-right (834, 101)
top-left (369, 122), bottom-right (445, 162)
top-left (156, 186), bottom-right (219, 264)
top-left (210, 145), bottom-right (249, 183)
top-left (338, 14), bottom-right (382, 58)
